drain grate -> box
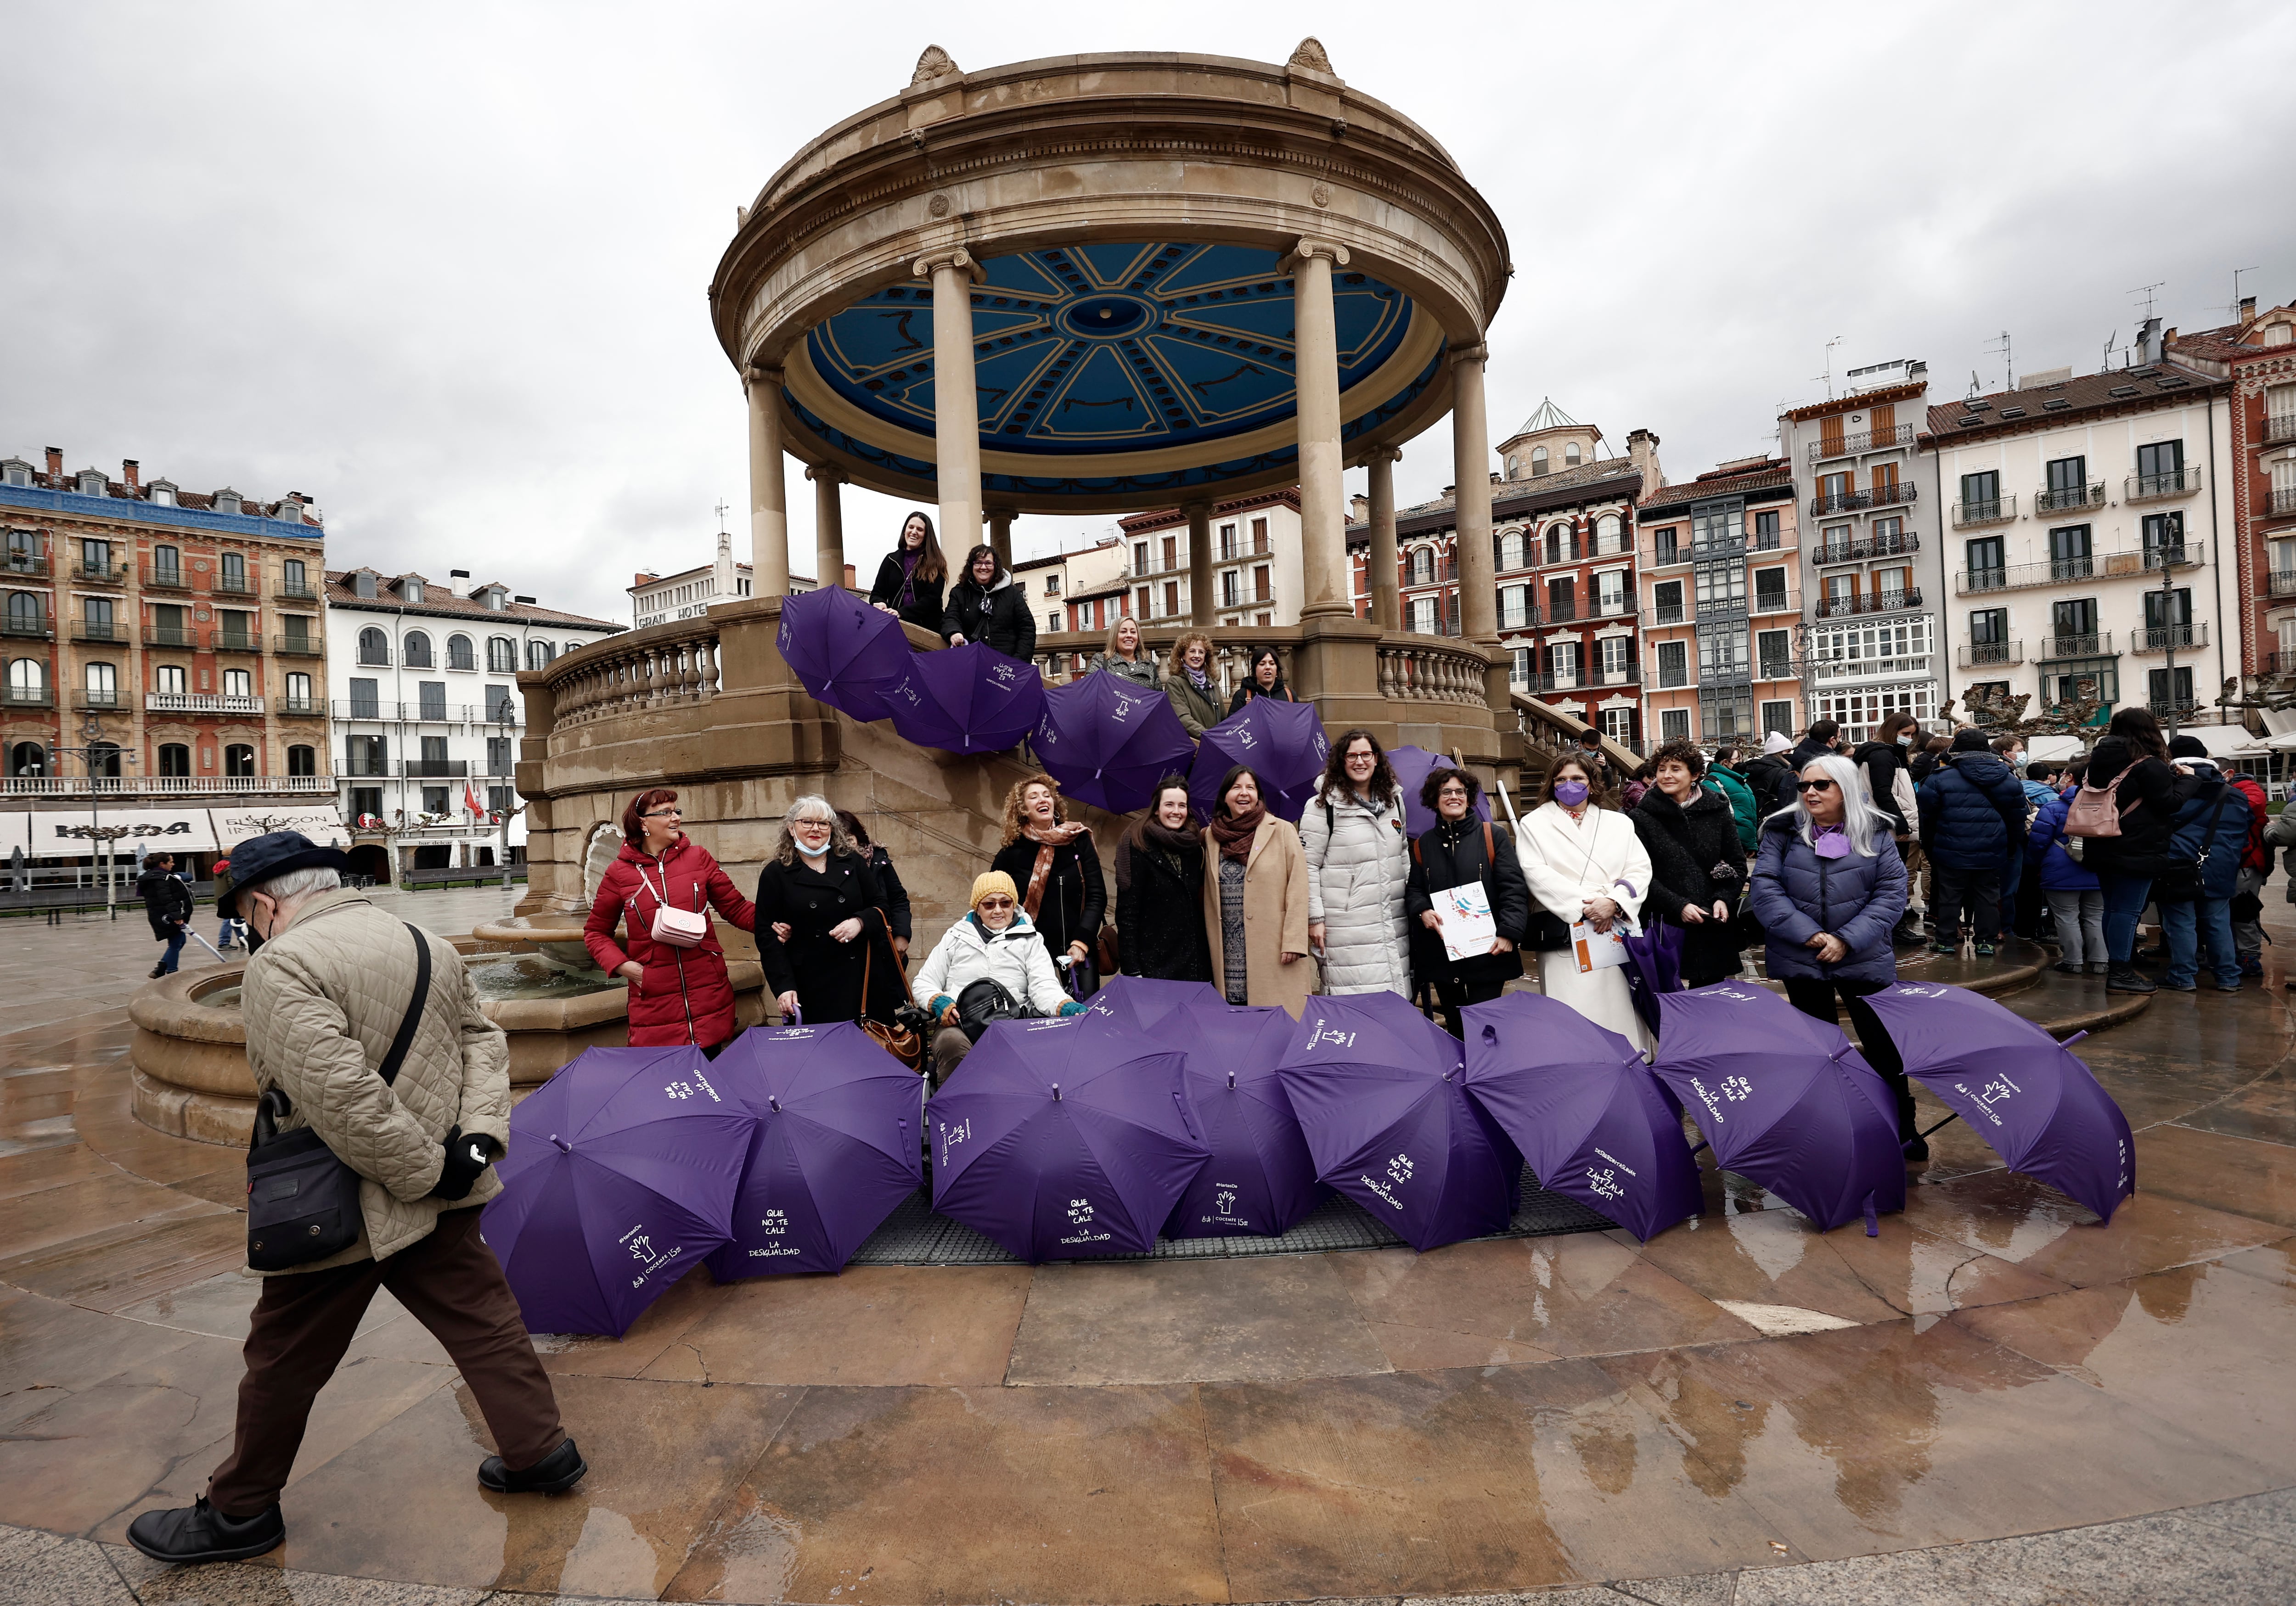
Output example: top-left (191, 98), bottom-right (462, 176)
top-left (846, 1165), bottom-right (1618, 1266)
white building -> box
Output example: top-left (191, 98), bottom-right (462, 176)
top-left (1920, 320), bottom-right (2237, 730)
top-left (325, 568), bottom-right (621, 881)
top-left (630, 524), bottom-right (826, 629)
top-left (1116, 489), bottom-right (1305, 631)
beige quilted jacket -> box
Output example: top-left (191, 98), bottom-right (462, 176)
top-left (239, 888), bottom-right (512, 1275)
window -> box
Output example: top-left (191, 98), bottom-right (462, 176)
top-left (214, 489), bottom-right (242, 515)
top-left (10, 739), bottom-right (46, 774)
top-left (1760, 700), bottom-right (1796, 737)
top-left (1410, 547), bottom-right (1434, 585)
top-left (1597, 513), bottom-right (1623, 555)
top-left (6, 591), bottom-right (40, 633)
top-left (287, 744), bottom-right (315, 777)
top-left (1693, 562), bottom-right (1745, 614)
top-left (159, 743), bottom-right (191, 777)
top-left (2135, 439), bottom-right (2185, 495)
top-left (1544, 522), bottom-right (1576, 565)
top-left (223, 668), bottom-right (251, 697)
top-left (6, 657), bottom-right (45, 699)
top-left (351, 786), bottom-right (383, 821)
top-left (1691, 499), bottom-right (1744, 553)
top-left (2049, 659), bottom-right (2117, 710)
top-left (488, 785), bottom-right (514, 814)
top-left (2142, 511), bottom-right (2186, 565)
top-left (1566, 442), bottom-right (1584, 468)
top-left (1652, 526), bottom-right (1680, 565)
top-left (1136, 586), bottom-right (1150, 618)
top-left (1598, 571), bottom-right (1628, 615)
top-left (79, 469), bottom-right (106, 495)
top-left (1656, 640), bottom-right (1689, 688)
top-left (1757, 629), bottom-right (1793, 679)
top-left (84, 661), bottom-right (118, 703)
top-left (281, 615), bottom-right (313, 651)
top-left (447, 634), bottom-right (475, 671)
top-left (1812, 682), bottom-right (1935, 743)
top-left (419, 681), bottom-right (448, 721)
top-left (1753, 566), bottom-right (1788, 612)
top-left (487, 735), bottom-right (513, 775)
top-left (2143, 587), bottom-right (2193, 648)
top-left (1652, 580), bottom-right (1684, 625)
top-left (1221, 571), bottom-right (1241, 608)
top-left (1660, 708), bottom-right (1691, 742)
top-left (2048, 525), bottom-right (2093, 578)
top-left (153, 544), bottom-right (180, 582)
top-left (1753, 510), bottom-right (1779, 550)
top-left (282, 557), bottom-right (306, 592)
top-left (1531, 446), bottom-right (1549, 475)
top-left (358, 626), bottom-right (389, 665)
top-left (1599, 636), bottom-right (1633, 681)
top-left (1044, 573), bottom-right (1061, 595)
top-left (403, 578), bottom-right (425, 604)
top-left (1547, 576), bottom-right (1577, 622)
top-left (1252, 565), bottom-right (1271, 603)
top-left (487, 636), bottom-right (517, 673)
top-left (1162, 535), bottom-right (1176, 570)
top-left (348, 677), bottom-right (380, 719)
top-left (1965, 536), bottom-right (2005, 588)
top-left (1410, 596), bottom-right (1435, 634)
top-left (346, 734), bottom-right (387, 776)
top-left (84, 595), bottom-right (115, 635)
top-left (1046, 612), bottom-right (1059, 633)
top-left (1500, 585), bottom-right (1533, 630)
top-left (225, 744), bottom-right (255, 778)
top-left (423, 786), bottom-right (450, 815)
top-left (1251, 517), bottom-right (1269, 554)
top-left (155, 663), bottom-right (186, 695)
top-left (1548, 640), bottom-right (1582, 685)
top-left (2045, 455), bottom-right (2088, 504)
top-left (402, 629), bottom-right (433, 668)
top-left (526, 640), bottom-right (555, 669)
top-left (1960, 470), bottom-right (2001, 515)
top-left (1698, 621), bottom-right (1750, 679)
top-left (1163, 581), bottom-right (1179, 617)
top-left (285, 671), bottom-right (313, 711)
top-left (2051, 598), bottom-right (2099, 655)
top-left (1969, 607), bottom-right (2009, 663)
top-left (421, 735), bottom-right (448, 767)
top-left (219, 552), bottom-right (247, 590)
top-left (6, 529), bottom-right (38, 572)
top-left (2149, 666), bottom-right (2195, 713)
top-left (217, 609), bottom-right (254, 648)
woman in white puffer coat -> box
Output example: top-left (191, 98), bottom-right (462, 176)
top-left (1301, 730), bottom-right (1412, 996)
top-left (914, 870), bottom-right (1085, 1086)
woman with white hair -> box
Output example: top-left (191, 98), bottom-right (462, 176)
top-left (753, 795), bottom-right (897, 1026)
top-left (1748, 752), bottom-right (1921, 1158)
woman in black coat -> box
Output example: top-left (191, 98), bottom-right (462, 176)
top-left (1113, 776), bottom-right (1214, 982)
top-left (1405, 767), bottom-right (1529, 1037)
top-left (867, 508), bottom-right (947, 635)
top-left (834, 810), bottom-right (912, 962)
top-left (1227, 646), bottom-right (1297, 715)
top-left (2081, 707), bottom-right (2181, 993)
top-left (1629, 741), bottom-right (1749, 988)
top-left (989, 773), bottom-right (1108, 977)
top-left (754, 796), bottom-right (899, 1025)
top-left (941, 543), bottom-right (1038, 661)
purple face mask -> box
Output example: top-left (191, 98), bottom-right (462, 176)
top-left (1554, 780), bottom-right (1590, 809)
top-left (1813, 825), bottom-right (1851, 859)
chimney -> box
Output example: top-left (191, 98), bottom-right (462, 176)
top-left (1349, 493), bottom-right (1370, 524)
top-left (449, 567), bottom-right (471, 598)
top-left (1626, 428), bottom-right (1663, 499)
top-left (2138, 316), bottom-right (2164, 365)
top-left (2240, 295), bottom-right (2258, 327)
top-left (843, 562), bottom-right (857, 590)
top-left (1442, 483), bottom-right (1456, 499)
top-left (633, 572), bottom-right (658, 587)
top-left (1488, 471), bottom-right (1501, 485)
top-left (44, 448), bottom-right (62, 480)
top-left (122, 459), bottom-right (140, 492)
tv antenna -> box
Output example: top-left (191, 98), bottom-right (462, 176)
top-left (1813, 336), bottom-right (1845, 400)
top-left (2230, 266), bottom-right (2262, 321)
top-left (2101, 329), bottom-right (2117, 372)
top-left (714, 498), bottom-right (731, 531)
top-left (2128, 281), bottom-right (2166, 321)
top-left (1982, 331), bottom-right (2014, 392)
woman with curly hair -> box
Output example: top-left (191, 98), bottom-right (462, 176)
top-left (1161, 630), bottom-right (1224, 736)
top-left (753, 795), bottom-right (896, 1025)
top-left (988, 773), bottom-right (1107, 981)
top-left (1629, 740), bottom-right (1749, 988)
top-left (1405, 766), bottom-right (1529, 1036)
top-left (1301, 729), bottom-right (1410, 996)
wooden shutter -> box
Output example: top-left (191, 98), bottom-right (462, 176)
top-left (1872, 461), bottom-right (1898, 491)
top-left (1869, 404), bottom-right (1895, 442)
top-left (1819, 412), bottom-right (1846, 454)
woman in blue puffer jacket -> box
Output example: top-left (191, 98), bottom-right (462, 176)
top-left (2027, 769), bottom-right (2104, 977)
top-left (1750, 752), bottom-right (1921, 1158)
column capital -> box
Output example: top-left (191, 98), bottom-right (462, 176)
top-left (803, 463), bottom-right (847, 485)
top-left (912, 247), bottom-right (987, 283)
top-left (984, 504), bottom-right (1019, 520)
top-left (743, 363), bottom-right (784, 388)
top-left (1449, 342), bottom-right (1489, 366)
top-left (1286, 237), bottom-right (1351, 270)
top-left (1354, 444), bottom-right (1403, 467)
top-left (1180, 497), bottom-right (1214, 515)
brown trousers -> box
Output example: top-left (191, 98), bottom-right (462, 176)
top-left (207, 1205), bottom-right (563, 1516)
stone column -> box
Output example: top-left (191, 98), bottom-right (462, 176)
top-left (1451, 343), bottom-right (1497, 645)
top-left (1186, 500), bottom-right (1215, 625)
top-left (916, 248), bottom-right (983, 550)
top-left (807, 465), bottom-right (846, 591)
top-left (1292, 238), bottom-right (1352, 620)
top-left (987, 506), bottom-right (1015, 570)
top-left (743, 365), bottom-right (791, 596)
top-left (1366, 446), bottom-right (1402, 631)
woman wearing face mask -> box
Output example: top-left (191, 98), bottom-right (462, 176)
top-left (1227, 646), bottom-right (1295, 715)
top-left (585, 788), bottom-right (759, 1054)
top-left (1628, 741), bottom-right (1748, 988)
top-left (1518, 754), bottom-right (1653, 1053)
top-left (1302, 729), bottom-right (1411, 996)
top-left (1202, 765), bottom-right (1312, 1015)
top-left (1406, 767), bottom-right (1529, 1036)
top-left (1113, 776), bottom-right (1214, 982)
top-left (753, 796), bottom-right (897, 1026)
top-left (1160, 631), bottom-right (1224, 737)
top-left (988, 774), bottom-right (1107, 982)
top-left (867, 509), bottom-right (947, 635)
top-left (1750, 753), bottom-right (1919, 1157)
top-left (913, 871), bottom-right (1086, 1086)
top-left (940, 543), bottom-right (1036, 660)
top-left (1090, 615), bottom-right (1159, 688)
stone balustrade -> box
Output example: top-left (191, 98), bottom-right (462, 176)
top-left (1377, 638), bottom-right (1489, 706)
top-left (541, 618), bottom-right (721, 727)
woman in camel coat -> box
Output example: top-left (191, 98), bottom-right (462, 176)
top-left (1200, 764), bottom-right (1314, 1017)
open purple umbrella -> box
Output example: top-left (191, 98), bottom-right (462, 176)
top-left (776, 584), bottom-right (913, 723)
top-left (1461, 992), bottom-right (1702, 1242)
top-left (484, 1045), bottom-right (753, 1336)
top-left (1620, 918), bottom-right (1683, 1036)
top-left (703, 1021), bottom-right (924, 1278)
top-left (1649, 982), bottom-right (1906, 1234)
top-left (929, 1016), bottom-right (1209, 1261)
top-left (1274, 992), bottom-right (1519, 1252)
top-left (1032, 668), bottom-right (1197, 814)
top-left (1189, 699), bottom-right (1332, 824)
top-left (880, 642), bottom-right (1045, 754)
top-left (1079, 974), bottom-right (1227, 1036)
top-left (1389, 746), bottom-right (1492, 838)
top-left (1859, 982), bottom-right (2134, 1223)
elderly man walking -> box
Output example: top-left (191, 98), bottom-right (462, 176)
top-left (127, 832), bottom-right (583, 1566)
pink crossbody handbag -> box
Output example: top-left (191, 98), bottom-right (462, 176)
top-left (637, 864), bottom-right (709, 949)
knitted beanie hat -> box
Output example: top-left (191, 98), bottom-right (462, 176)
top-left (969, 870), bottom-right (1019, 909)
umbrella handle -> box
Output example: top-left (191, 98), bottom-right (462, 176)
top-left (1916, 1112), bottom-right (1959, 1141)
top-left (1172, 1090), bottom-right (1199, 1142)
top-left (2058, 1029), bottom-right (2090, 1047)
top-left (1687, 1139), bottom-right (1709, 1159)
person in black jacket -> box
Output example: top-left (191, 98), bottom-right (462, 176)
top-left (989, 773), bottom-right (1107, 982)
top-left (867, 509), bottom-right (947, 635)
top-left (834, 811), bottom-right (912, 963)
top-left (940, 544), bottom-right (1037, 661)
top-left (1405, 768), bottom-right (1529, 1037)
top-left (1629, 741), bottom-right (1748, 988)
top-left (1916, 728), bottom-right (2029, 956)
top-left (1226, 646), bottom-right (1298, 715)
top-left (1850, 711), bottom-right (1919, 837)
top-left (754, 797), bottom-right (897, 1025)
top-left (137, 850), bottom-right (194, 978)
top-left (1786, 718), bottom-right (1843, 782)
top-left (2082, 708), bottom-right (2181, 993)
top-left (1743, 733), bottom-right (1798, 820)
top-left (1112, 777), bottom-right (1214, 983)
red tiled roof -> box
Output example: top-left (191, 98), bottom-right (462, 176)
top-left (1120, 487), bottom-right (1300, 533)
top-left (323, 569), bottom-right (623, 631)
top-left (1781, 380), bottom-right (1927, 423)
top-left (1640, 460), bottom-right (1794, 516)
top-left (1920, 363), bottom-right (2226, 443)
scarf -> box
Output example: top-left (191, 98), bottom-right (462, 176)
top-left (1117, 814), bottom-right (1200, 892)
top-left (1019, 819), bottom-right (1088, 918)
top-left (1209, 805), bottom-right (1265, 861)
top-left (895, 548), bottom-right (921, 610)
top-left (1186, 665), bottom-right (1210, 691)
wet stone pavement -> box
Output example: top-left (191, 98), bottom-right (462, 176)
top-left (2, 888), bottom-right (2293, 1603)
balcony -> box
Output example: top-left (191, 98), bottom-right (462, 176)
top-left (2035, 482), bottom-right (2108, 514)
top-left (1595, 595), bottom-right (1638, 620)
top-left (211, 571), bottom-right (257, 596)
top-left (2266, 413), bottom-right (2296, 445)
top-left (1958, 550), bottom-right (2175, 594)
top-left (1815, 588), bottom-right (1922, 620)
top-left (400, 758), bottom-right (470, 778)
top-left (142, 623), bottom-right (201, 649)
top-left (142, 564), bottom-right (193, 592)
top-left (1952, 495), bottom-right (2018, 528)
top-left (1808, 423), bottom-right (1915, 461)
top-left (2126, 467), bottom-right (2201, 503)
top-left (1959, 641), bottom-right (2025, 668)
top-left (2145, 698), bottom-right (2201, 721)
top-left (71, 620), bottom-right (128, 644)
top-left (213, 629), bottom-right (264, 654)
top-left (1642, 602), bottom-right (1689, 627)
top-left (273, 633), bottom-right (323, 657)
top-left (1546, 599), bottom-right (1580, 623)
top-left (2, 685), bottom-right (54, 708)
top-left (1750, 589), bottom-right (1800, 617)
top-left (2129, 622), bottom-right (2208, 655)
top-left (278, 696), bottom-right (324, 718)
top-left (146, 692), bottom-right (264, 715)
top-left (2271, 487), bottom-right (2296, 516)
top-left (3, 553), bottom-right (51, 580)
top-left (2142, 539), bottom-right (2203, 573)
top-left (2271, 569), bottom-right (2296, 598)
top-left (0, 773), bottom-right (339, 799)
top-left (2, 614), bottom-right (52, 640)
top-left (73, 559), bottom-right (129, 585)
top-left (2036, 632), bottom-right (2116, 661)
top-left (1808, 483), bottom-right (1917, 518)
top-left (71, 690), bottom-right (124, 711)
top-left (1812, 530), bottom-right (1921, 566)
top-left (1497, 605), bottom-right (1542, 631)
top-left (1645, 543), bottom-right (1688, 569)
top-left (1520, 668), bottom-right (1640, 694)
top-left (276, 577), bottom-right (321, 601)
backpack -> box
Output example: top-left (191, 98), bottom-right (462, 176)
top-left (2064, 762), bottom-right (2140, 839)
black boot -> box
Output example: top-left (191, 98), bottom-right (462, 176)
top-left (478, 1436), bottom-right (587, 1494)
top-left (2106, 964), bottom-right (2157, 994)
top-left (126, 1497), bottom-right (284, 1564)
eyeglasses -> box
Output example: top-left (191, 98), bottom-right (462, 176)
top-left (1796, 779), bottom-right (1837, 793)
top-left (642, 808), bottom-right (682, 818)
top-left (976, 896), bottom-right (1014, 910)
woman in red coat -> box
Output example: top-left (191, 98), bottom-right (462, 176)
top-left (584, 787), bottom-right (758, 1054)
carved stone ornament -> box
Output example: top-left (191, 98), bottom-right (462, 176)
top-left (1287, 37), bottom-right (1334, 74)
top-left (1311, 184), bottom-right (1330, 208)
top-left (927, 193), bottom-right (950, 218)
top-left (911, 45), bottom-right (959, 86)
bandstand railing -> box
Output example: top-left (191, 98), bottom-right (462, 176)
top-left (539, 618), bottom-right (720, 727)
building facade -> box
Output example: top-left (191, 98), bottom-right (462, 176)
top-left (630, 526), bottom-right (763, 629)
top-left (1, 447), bottom-right (333, 879)
top-left (326, 569), bottom-right (620, 879)
top-left (1116, 489), bottom-right (1305, 634)
top-left (1637, 457), bottom-right (1805, 748)
top-left (1920, 323), bottom-right (2235, 729)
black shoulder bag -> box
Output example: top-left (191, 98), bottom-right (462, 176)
top-left (246, 923), bottom-right (432, 1271)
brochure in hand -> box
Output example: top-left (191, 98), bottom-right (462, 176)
top-left (1431, 879), bottom-right (1497, 962)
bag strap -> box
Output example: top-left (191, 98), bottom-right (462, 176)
top-left (377, 923), bottom-right (433, 1089)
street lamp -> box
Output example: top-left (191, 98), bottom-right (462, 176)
top-left (2155, 556), bottom-right (2183, 739)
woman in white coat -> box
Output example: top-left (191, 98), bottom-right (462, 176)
top-left (1518, 752), bottom-right (1653, 1053)
top-left (1301, 730), bottom-right (1411, 996)
top-left (914, 871), bottom-right (1086, 1086)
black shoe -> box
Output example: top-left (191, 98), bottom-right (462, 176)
top-left (148, 963), bottom-right (168, 979)
top-left (2106, 965), bottom-right (2158, 994)
top-left (1902, 1134), bottom-right (1930, 1163)
top-left (126, 1497), bottom-right (284, 1565)
top-left (478, 1436), bottom-right (587, 1494)
top-left (2052, 962), bottom-right (2084, 977)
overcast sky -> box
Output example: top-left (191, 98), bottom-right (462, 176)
top-left (6, 2), bottom-right (2292, 627)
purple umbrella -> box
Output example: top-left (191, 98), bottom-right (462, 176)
top-left (1274, 992), bottom-right (1520, 1252)
top-left (1649, 982), bottom-right (1906, 1234)
top-left (1032, 668), bottom-right (1198, 814)
top-left (1620, 918), bottom-right (1683, 1036)
top-left (1860, 982), bottom-right (2134, 1223)
top-left (1078, 974), bottom-right (1227, 1036)
top-left (1461, 992), bottom-right (1702, 1242)
top-left (1389, 745), bottom-right (1491, 838)
top-left (776, 585), bottom-right (913, 723)
top-left (929, 1016), bottom-right (1209, 1261)
top-left (881, 642), bottom-right (1046, 754)
top-left (1189, 699), bottom-right (1332, 824)
top-left (484, 1045), bottom-right (753, 1336)
top-left (703, 1021), bottom-right (925, 1278)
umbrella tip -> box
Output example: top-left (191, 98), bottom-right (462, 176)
top-left (1052, 1082), bottom-right (1062, 1101)
top-left (549, 1134), bottom-right (571, 1154)
top-left (768, 1096), bottom-right (781, 1113)
top-left (1227, 1070), bottom-right (1236, 1089)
